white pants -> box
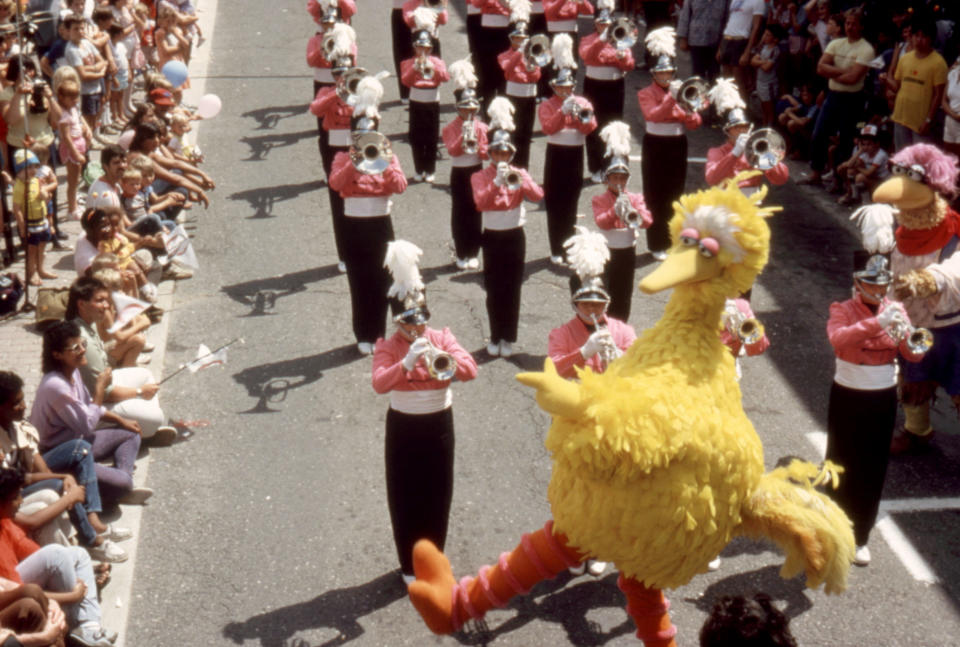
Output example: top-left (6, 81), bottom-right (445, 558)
top-left (108, 367), bottom-right (165, 438)
top-left (21, 489), bottom-right (75, 547)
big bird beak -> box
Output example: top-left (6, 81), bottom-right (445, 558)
top-left (639, 246), bottom-right (722, 294)
top-left (872, 176), bottom-right (935, 211)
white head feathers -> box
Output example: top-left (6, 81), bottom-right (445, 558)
top-left (707, 78), bottom-right (746, 115)
top-left (681, 205), bottom-right (745, 261)
top-left (385, 240), bottom-right (425, 300)
top-left (448, 58), bottom-right (478, 91)
top-left (509, 0), bottom-right (531, 23)
top-left (412, 6), bottom-right (438, 34)
top-left (354, 76), bottom-right (383, 119)
top-left (850, 204), bottom-right (897, 254)
top-left (551, 33), bottom-right (576, 70)
top-left (644, 26), bottom-right (676, 59)
top-left (328, 23), bottom-right (356, 61)
top-left (564, 226), bottom-right (610, 280)
top-left (597, 0), bottom-right (615, 11)
top-left (488, 96), bottom-right (516, 132)
top-left (600, 121), bottom-right (631, 158)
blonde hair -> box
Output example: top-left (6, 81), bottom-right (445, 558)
top-left (53, 66), bottom-right (81, 97)
top-left (133, 3), bottom-right (149, 18)
top-left (127, 154), bottom-right (155, 174)
top-left (92, 268), bottom-right (124, 291)
top-left (169, 112), bottom-right (189, 127)
top-left (122, 168), bottom-right (143, 183)
top-left (89, 252), bottom-right (120, 275)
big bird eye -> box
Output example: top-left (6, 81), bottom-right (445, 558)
top-left (699, 237), bottom-right (719, 258)
top-left (680, 235), bottom-right (698, 247)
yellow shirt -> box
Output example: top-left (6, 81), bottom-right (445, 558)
top-left (824, 37), bottom-right (875, 93)
top-left (12, 177), bottom-right (47, 229)
top-left (893, 50), bottom-right (948, 132)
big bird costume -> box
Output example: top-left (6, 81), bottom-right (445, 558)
top-left (408, 176), bottom-right (855, 646)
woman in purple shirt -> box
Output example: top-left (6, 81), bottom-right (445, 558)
top-left (30, 321), bottom-right (145, 505)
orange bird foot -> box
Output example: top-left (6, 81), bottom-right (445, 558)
top-left (408, 539), bottom-right (458, 634)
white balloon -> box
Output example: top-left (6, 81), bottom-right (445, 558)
top-left (196, 94), bottom-right (222, 119)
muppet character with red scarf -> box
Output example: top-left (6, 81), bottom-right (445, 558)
top-left (853, 144), bottom-right (960, 452)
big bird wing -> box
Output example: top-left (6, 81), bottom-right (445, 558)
top-left (737, 459), bottom-right (855, 594)
top-left (516, 358), bottom-right (586, 420)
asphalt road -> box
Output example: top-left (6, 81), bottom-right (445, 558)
top-left (126, 2), bottom-right (960, 646)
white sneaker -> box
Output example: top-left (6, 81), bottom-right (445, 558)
top-left (136, 354), bottom-right (152, 366)
top-left (424, 173), bottom-right (435, 183)
top-left (499, 341), bottom-right (513, 357)
top-left (401, 98), bottom-right (410, 105)
top-left (455, 258), bottom-right (468, 270)
top-left (569, 562), bottom-right (586, 575)
top-left (142, 342), bottom-right (155, 353)
top-left (708, 557), bottom-right (721, 571)
top-left (87, 539), bottom-right (128, 563)
top-left (466, 257), bottom-right (480, 270)
top-left (151, 425), bottom-right (178, 446)
top-left (337, 261), bottom-right (347, 273)
top-left (586, 560), bottom-right (608, 576)
top-left (102, 524), bottom-right (132, 541)
top-left (651, 250), bottom-right (668, 261)
top-left (401, 573), bottom-right (416, 586)
top-left (486, 342), bottom-right (500, 357)
top-left (118, 487), bottom-right (154, 505)
top-left (854, 544), bottom-right (871, 566)
top-left (590, 171), bottom-right (604, 184)
top-left (70, 623), bottom-right (116, 647)
top-left (357, 342), bottom-right (374, 355)
top-left (550, 255), bottom-right (565, 266)
top-left (413, 172), bottom-right (424, 182)
top-left (139, 283), bottom-right (158, 303)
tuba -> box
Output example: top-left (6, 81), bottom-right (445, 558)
top-left (607, 16), bottom-right (638, 50)
top-left (523, 34), bottom-right (552, 69)
top-left (337, 67), bottom-right (366, 105)
top-left (745, 128), bottom-right (786, 171)
top-left (723, 302), bottom-right (765, 348)
top-left (614, 193), bottom-right (642, 231)
top-left (461, 119), bottom-right (478, 155)
top-left (321, 31), bottom-right (337, 55)
top-left (351, 132), bottom-right (393, 174)
top-left (497, 162), bottom-right (523, 192)
top-left (676, 76), bottom-right (709, 113)
top-left (419, 336), bottom-right (457, 381)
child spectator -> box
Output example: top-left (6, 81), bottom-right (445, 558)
top-left (89, 267), bottom-right (150, 368)
top-left (777, 84), bottom-right (820, 156)
top-left (751, 25), bottom-right (782, 126)
top-left (62, 13), bottom-right (107, 134)
top-left (133, 2), bottom-right (156, 68)
top-left (90, 7), bottom-right (118, 130)
top-left (90, 208), bottom-right (158, 303)
top-left (30, 143), bottom-right (59, 247)
top-left (119, 166), bottom-right (177, 236)
top-left (167, 112), bottom-right (200, 163)
top-left (57, 77), bottom-right (91, 221)
top-left (106, 25), bottom-right (131, 131)
top-left (109, 0), bottom-right (142, 117)
top-left (154, 6), bottom-right (189, 86)
top-left (835, 124), bottom-right (889, 206)
top-left (89, 251), bottom-right (138, 299)
top-left (11, 151), bottom-right (55, 287)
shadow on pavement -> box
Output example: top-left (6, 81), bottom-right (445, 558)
top-left (228, 179), bottom-right (326, 218)
top-left (239, 129), bottom-right (318, 161)
top-left (220, 264), bottom-right (342, 307)
top-left (687, 564), bottom-right (813, 621)
top-left (241, 103), bottom-right (310, 130)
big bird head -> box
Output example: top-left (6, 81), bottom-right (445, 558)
top-left (872, 144), bottom-right (959, 227)
top-left (640, 173), bottom-right (776, 299)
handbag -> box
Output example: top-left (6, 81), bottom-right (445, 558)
top-left (34, 286), bottom-right (70, 329)
top-left (0, 273), bottom-right (23, 318)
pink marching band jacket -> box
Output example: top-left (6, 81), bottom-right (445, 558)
top-left (548, 315), bottom-right (636, 378)
top-left (592, 190), bottom-right (651, 248)
top-left (470, 165), bottom-right (544, 212)
top-left (827, 296), bottom-right (923, 366)
top-left (544, 0), bottom-right (594, 22)
top-left (637, 82), bottom-right (702, 131)
top-left (442, 117), bottom-right (490, 160)
top-left (306, 0), bottom-right (357, 24)
top-left (471, 0), bottom-right (510, 16)
top-left (578, 32), bottom-right (635, 74)
top-left (705, 141), bottom-right (789, 189)
top-left (329, 153), bottom-right (408, 198)
top-left (498, 48), bottom-right (542, 85)
top-left (372, 328), bottom-right (478, 394)
top-left (720, 298), bottom-right (770, 358)
top-left (402, 0), bottom-right (449, 27)
top-left (309, 86), bottom-right (353, 132)
top-left (538, 94), bottom-right (598, 137)
top-left (400, 56), bottom-right (450, 89)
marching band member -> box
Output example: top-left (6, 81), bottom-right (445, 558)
top-left (402, 0), bottom-right (448, 50)
top-left (498, 2), bottom-right (539, 170)
top-left (705, 78), bottom-right (789, 195)
top-left (442, 59), bottom-right (489, 271)
top-left (401, 11), bottom-right (450, 183)
top-left (306, 20), bottom-right (357, 161)
top-left (473, 0), bottom-right (514, 112)
top-left (579, 1), bottom-right (635, 183)
top-left (373, 240), bottom-right (478, 585)
top-left (465, 0), bottom-right (482, 64)
top-left (471, 97), bottom-right (544, 357)
top-left (637, 26), bottom-right (703, 261)
top-left (530, 0), bottom-right (549, 99)
top-left (592, 121), bottom-right (650, 321)
top-left (306, 0), bottom-right (357, 25)
top-left (329, 77), bottom-right (408, 355)
top-left (544, 0), bottom-right (593, 51)
top-left (825, 255), bottom-right (923, 567)
top-left (539, 33), bottom-right (597, 266)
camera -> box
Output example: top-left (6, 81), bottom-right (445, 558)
top-left (29, 80), bottom-right (47, 114)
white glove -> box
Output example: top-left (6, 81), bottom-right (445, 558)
top-left (402, 338), bottom-right (432, 371)
top-left (581, 330), bottom-right (613, 360)
top-left (731, 133), bottom-right (749, 157)
top-left (876, 303), bottom-right (905, 330)
top-left (494, 162), bottom-right (509, 187)
top-left (668, 79), bottom-right (682, 98)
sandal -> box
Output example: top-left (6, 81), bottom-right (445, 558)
top-left (95, 563), bottom-right (112, 590)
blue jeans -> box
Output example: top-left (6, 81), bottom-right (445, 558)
top-left (17, 545), bottom-right (100, 628)
top-left (37, 439), bottom-right (102, 546)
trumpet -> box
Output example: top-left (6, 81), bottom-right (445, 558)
top-left (722, 302), bottom-right (765, 348)
top-left (589, 314), bottom-right (623, 368)
top-left (745, 127), bottom-right (786, 171)
top-left (607, 16), bottom-right (638, 50)
top-left (523, 34), bottom-right (552, 70)
top-left (883, 306), bottom-right (934, 357)
top-left (351, 132), bottom-right (393, 174)
top-left (415, 54), bottom-right (435, 81)
top-left (676, 76), bottom-right (709, 113)
top-left (418, 337), bottom-right (457, 381)
top-left (461, 119), bottom-right (478, 155)
top-left (497, 162), bottom-right (522, 192)
top-left (563, 97), bottom-right (592, 124)
top-left (614, 193), bottom-right (642, 231)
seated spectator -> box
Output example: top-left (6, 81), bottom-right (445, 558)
top-left (777, 84), bottom-right (820, 156)
top-left (128, 122), bottom-right (210, 209)
top-left (119, 166), bottom-right (178, 237)
top-left (835, 124), bottom-right (889, 205)
top-left (0, 575), bottom-right (64, 647)
top-left (86, 208), bottom-right (157, 303)
top-left (0, 467), bottom-right (118, 647)
top-left (88, 268), bottom-right (150, 369)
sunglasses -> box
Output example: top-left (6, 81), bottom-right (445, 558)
top-left (889, 162), bottom-right (926, 184)
top-left (66, 341), bottom-right (87, 353)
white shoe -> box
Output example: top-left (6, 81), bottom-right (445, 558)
top-left (337, 261), bottom-right (347, 273)
top-left (102, 524), bottom-right (132, 541)
top-left (413, 172), bottom-right (424, 182)
top-left (118, 487), bottom-right (154, 505)
top-left (357, 342), bottom-right (374, 356)
top-left (401, 573), bottom-right (416, 586)
top-left (707, 557), bottom-right (721, 571)
top-left (401, 98), bottom-right (410, 105)
top-left (455, 258), bottom-right (468, 270)
top-left (150, 425), bottom-right (178, 446)
top-left (87, 539), bottom-right (128, 563)
top-left (142, 342), bottom-right (155, 353)
top-left (586, 560), bottom-right (608, 577)
top-left (569, 562), bottom-right (586, 576)
top-left (854, 544), bottom-right (871, 566)
top-left (486, 342), bottom-right (500, 357)
top-left (139, 283), bottom-right (158, 303)
top-left (499, 341), bottom-right (513, 357)
top-left (550, 255), bottom-right (565, 266)
top-left (590, 171), bottom-right (604, 184)
top-left (136, 354), bottom-right (152, 366)
top-left (466, 257), bottom-right (480, 270)
top-left (651, 250), bottom-right (668, 261)
top-left (424, 173), bottom-right (435, 183)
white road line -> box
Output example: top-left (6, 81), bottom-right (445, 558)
top-left (880, 497), bottom-right (960, 513)
top-left (805, 430), bottom-right (827, 457)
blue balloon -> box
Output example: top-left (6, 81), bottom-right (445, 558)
top-left (161, 61), bottom-right (189, 88)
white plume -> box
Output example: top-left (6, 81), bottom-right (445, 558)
top-left (412, 6), bottom-right (438, 34)
top-left (328, 23), bottom-right (356, 60)
top-left (321, 0), bottom-right (338, 9)
top-left (487, 96), bottom-right (516, 132)
top-left (448, 58), bottom-right (478, 90)
top-left (597, 0), bottom-right (615, 10)
top-left (385, 240), bottom-right (425, 299)
top-left (600, 121), bottom-right (631, 158)
top-left (707, 78), bottom-right (746, 115)
top-left (644, 26), bottom-right (676, 58)
top-left (509, 0), bottom-right (531, 23)
top-left (850, 204), bottom-right (897, 254)
top-left (564, 226), bottom-right (610, 279)
top-left (551, 33), bottom-right (576, 70)
top-left (354, 76), bottom-right (383, 119)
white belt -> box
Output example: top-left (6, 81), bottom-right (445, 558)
top-left (547, 128), bottom-right (585, 146)
top-left (467, 4), bottom-right (480, 14)
top-left (390, 388), bottom-right (452, 414)
top-left (586, 65), bottom-right (624, 81)
top-left (344, 196), bottom-right (392, 217)
top-left (482, 14), bottom-right (510, 28)
top-left (314, 67), bottom-right (334, 83)
top-left (531, 1), bottom-right (544, 12)
top-left (506, 80), bottom-right (537, 97)
top-left (834, 358), bottom-right (897, 390)
top-left (482, 205), bottom-right (525, 230)
top-left (645, 121), bottom-right (685, 137)
top-left (451, 153), bottom-right (481, 168)
top-left (602, 227), bottom-right (637, 249)
top-left (547, 19), bottom-right (577, 32)
top-left (410, 87), bottom-right (440, 103)
top-left (328, 128), bottom-right (351, 147)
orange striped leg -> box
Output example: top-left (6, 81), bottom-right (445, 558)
top-left (617, 575), bottom-right (678, 647)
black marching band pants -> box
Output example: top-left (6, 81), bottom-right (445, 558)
top-left (450, 164), bottom-right (483, 260)
top-left (385, 407), bottom-right (455, 575)
top-left (544, 143), bottom-right (584, 257)
top-left (482, 227), bottom-right (526, 344)
top-left (476, 24), bottom-right (510, 113)
top-left (321, 142), bottom-right (348, 264)
top-left (642, 132), bottom-right (687, 254)
top-left (510, 94), bottom-right (536, 170)
top-left (313, 79), bottom-right (332, 163)
top-left (342, 214), bottom-right (394, 344)
top-left (604, 246), bottom-right (636, 322)
top-left (409, 100), bottom-right (440, 176)
top-left (583, 76), bottom-right (625, 175)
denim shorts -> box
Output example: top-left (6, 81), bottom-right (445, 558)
top-left (81, 92), bottom-right (103, 116)
top-left (27, 226), bottom-right (53, 245)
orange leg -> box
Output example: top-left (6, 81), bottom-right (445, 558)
top-left (617, 575), bottom-right (678, 647)
top-left (408, 520), bottom-right (584, 634)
